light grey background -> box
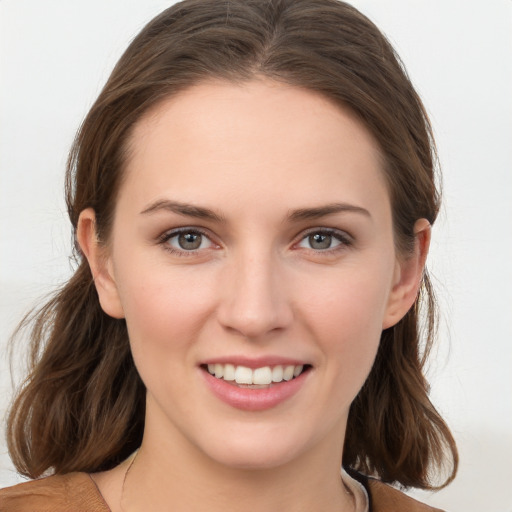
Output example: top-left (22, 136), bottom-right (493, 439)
top-left (1, 1), bottom-right (511, 510)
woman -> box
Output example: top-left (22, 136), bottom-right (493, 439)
top-left (0, 1), bottom-right (457, 510)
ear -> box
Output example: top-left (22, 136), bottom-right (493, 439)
top-left (382, 218), bottom-right (431, 329)
top-left (77, 208), bottom-right (125, 319)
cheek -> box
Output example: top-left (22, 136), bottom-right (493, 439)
top-left (114, 263), bottom-right (218, 367)
top-left (300, 265), bottom-right (392, 338)
top-left (295, 260), bottom-right (393, 375)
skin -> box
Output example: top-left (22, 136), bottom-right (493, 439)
top-left (78, 79), bottom-right (430, 512)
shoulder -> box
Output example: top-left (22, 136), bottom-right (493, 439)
top-left (367, 479), bottom-right (444, 512)
top-left (0, 472), bottom-right (110, 512)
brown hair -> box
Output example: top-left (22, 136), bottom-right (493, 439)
top-left (7, 0), bottom-right (457, 488)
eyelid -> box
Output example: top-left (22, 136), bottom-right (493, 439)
top-left (156, 225), bottom-right (353, 257)
top-left (293, 227), bottom-right (353, 250)
top-left (157, 226), bottom-right (220, 255)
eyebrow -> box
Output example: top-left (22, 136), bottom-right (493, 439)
top-left (140, 200), bottom-right (225, 222)
top-left (140, 199), bottom-right (370, 223)
top-left (288, 203), bottom-right (371, 222)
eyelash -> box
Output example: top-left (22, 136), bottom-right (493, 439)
top-left (157, 227), bottom-right (353, 257)
top-left (157, 227), bottom-right (216, 257)
top-left (295, 228), bottom-right (353, 254)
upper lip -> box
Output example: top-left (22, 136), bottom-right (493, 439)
top-left (200, 356), bottom-right (310, 369)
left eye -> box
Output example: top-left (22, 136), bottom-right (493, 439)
top-left (166, 230), bottom-right (213, 251)
top-left (297, 231), bottom-right (344, 250)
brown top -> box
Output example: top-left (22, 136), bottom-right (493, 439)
top-left (367, 479), bottom-right (444, 512)
top-left (0, 473), bottom-right (109, 512)
top-left (0, 472), bottom-right (444, 512)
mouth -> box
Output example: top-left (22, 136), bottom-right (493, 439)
top-left (201, 363), bottom-right (311, 389)
top-left (200, 360), bottom-right (312, 411)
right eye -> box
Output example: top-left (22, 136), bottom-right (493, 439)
top-left (159, 228), bottom-right (215, 255)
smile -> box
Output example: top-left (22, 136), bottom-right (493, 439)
top-left (206, 363), bottom-right (306, 386)
top-left (201, 361), bottom-right (311, 411)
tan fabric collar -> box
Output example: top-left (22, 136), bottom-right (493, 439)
top-left (0, 471), bottom-right (445, 512)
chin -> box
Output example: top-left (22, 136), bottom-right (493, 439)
top-left (194, 423), bottom-right (319, 472)
top-left (208, 445), bottom-right (299, 471)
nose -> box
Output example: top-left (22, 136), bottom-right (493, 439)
top-left (216, 249), bottom-right (293, 340)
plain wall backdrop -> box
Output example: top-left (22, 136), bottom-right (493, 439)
top-left (1, 1), bottom-right (511, 510)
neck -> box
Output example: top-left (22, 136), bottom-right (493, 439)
top-left (121, 430), bottom-right (353, 512)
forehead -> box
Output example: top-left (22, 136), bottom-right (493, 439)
top-left (120, 79), bottom-right (389, 218)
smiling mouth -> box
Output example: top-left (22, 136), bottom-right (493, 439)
top-left (202, 363), bottom-right (311, 388)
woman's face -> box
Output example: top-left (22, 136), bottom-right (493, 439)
top-left (86, 79), bottom-right (414, 470)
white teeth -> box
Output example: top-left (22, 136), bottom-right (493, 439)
top-left (223, 363), bottom-right (235, 381)
top-left (271, 365), bottom-right (283, 382)
top-left (206, 363), bottom-right (306, 385)
top-left (283, 365), bottom-right (295, 381)
top-left (253, 367), bottom-right (272, 385)
top-left (214, 363), bottom-right (224, 378)
top-left (234, 366), bottom-right (253, 384)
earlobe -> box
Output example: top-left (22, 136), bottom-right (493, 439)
top-left (77, 208), bottom-right (125, 319)
top-left (382, 219), bottom-right (431, 329)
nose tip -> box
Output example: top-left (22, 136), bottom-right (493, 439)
top-left (216, 256), bottom-right (293, 339)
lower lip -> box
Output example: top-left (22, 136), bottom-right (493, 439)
top-left (201, 369), bottom-right (309, 411)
